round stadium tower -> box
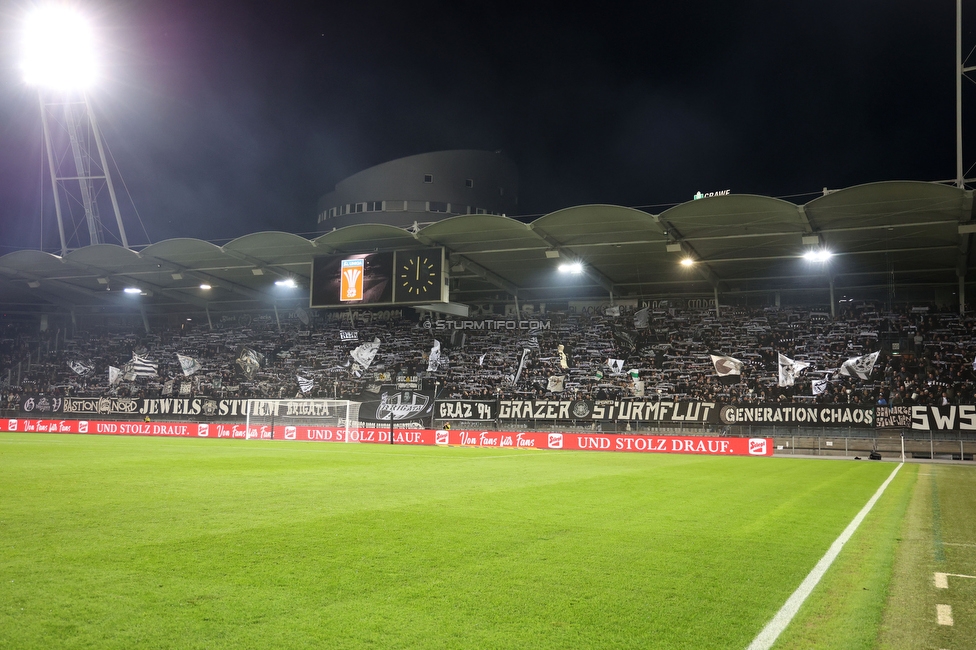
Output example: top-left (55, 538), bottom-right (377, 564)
top-left (316, 150), bottom-right (518, 231)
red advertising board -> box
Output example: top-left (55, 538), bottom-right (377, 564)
top-left (1, 418), bottom-right (773, 457)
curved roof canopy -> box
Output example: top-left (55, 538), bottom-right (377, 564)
top-left (1, 181), bottom-right (972, 315)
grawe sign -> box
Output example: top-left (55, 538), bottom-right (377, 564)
top-left (1, 418), bottom-right (772, 457)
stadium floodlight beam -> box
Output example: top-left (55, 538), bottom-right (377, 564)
top-left (123, 287), bottom-right (141, 294)
top-left (803, 250), bottom-right (833, 262)
top-left (680, 257), bottom-right (695, 267)
top-left (558, 262), bottom-right (584, 274)
top-left (275, 278), bottom-right (298, 288)
top-left (21, 5), bottom-right (98, 90)
top-left (22, 4), bottom-right (129, 256)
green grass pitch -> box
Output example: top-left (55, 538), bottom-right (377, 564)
top-left (0, 433), bottom-right (905, 648)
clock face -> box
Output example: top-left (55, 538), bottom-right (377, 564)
top-left (396, 252), bottom-right (441, 301)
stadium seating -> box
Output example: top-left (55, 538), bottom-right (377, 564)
top-left (1, 301), bottom-right (973, 409)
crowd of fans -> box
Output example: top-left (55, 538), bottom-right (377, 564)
top-left (1, 301), bottom-right (974, 410)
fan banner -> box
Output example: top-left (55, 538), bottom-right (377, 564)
top-left (29, 397), bottom-right (976, 431)
top-left (875, 406), bottom-right (913, 429)
top-left (434, 400), bottom-right (497, 420)
top-left (19, 395), bottom-right (254, 418)
top-left (1, 418), bottom-right (774, 456)
top-left (719, 404), bottom-right (876, 427)
top-left (908, 405), bottom-right (976, 430)
top-left (357, 387), bottom-right (435, 425)
top-left (496, 399), bottom-right (718, 423)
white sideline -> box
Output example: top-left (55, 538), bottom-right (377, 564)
top-left (746, 463), bottom-right (904, 650)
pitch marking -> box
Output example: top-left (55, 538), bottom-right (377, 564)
top-left (746, 463), bottom-right (903, 650)
top-left (936, 604), bottom-right (954, 626)
top-left (935, 571), bottom-right (976, 589)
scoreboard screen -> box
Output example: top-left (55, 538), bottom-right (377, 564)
top-left (310, 248), bottom-right (446, 308)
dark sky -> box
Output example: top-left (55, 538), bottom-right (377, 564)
top-left (0, 0), bottom-right (974, 252)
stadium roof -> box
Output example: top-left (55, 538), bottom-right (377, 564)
top-left (1, 180), bottom-right (973, 316)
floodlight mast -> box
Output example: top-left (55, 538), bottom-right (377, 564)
top-left (24, 6), bottom-right (129, 255)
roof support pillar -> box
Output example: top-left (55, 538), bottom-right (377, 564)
top-left (960, 274), bottom-right (966, 315)
top-left (274, 302), bottom-right (282, 333)
top-left (829, 277), bottom-right (836, 319)
top-left (140, 306), bottom-right (150, 334)
top-left (206, 304), bottom-right (213, 330)
top-left (714, 286), bottom-right (720, 318)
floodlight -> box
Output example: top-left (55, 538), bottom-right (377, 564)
top-left (199, 283), bottom-right (212, 290)
top-left (558, 262), bottom-right (584, 274)
top-left (275, 278), bottom-right (298, 288)
top-left (680, 257), bottom-right (695, 267)
top-left (802, 250), bottom-right (833, 262)
top-left (21, 5), bottom-right (99, 90)
top-left (123, 287), bottom-right (141, 294)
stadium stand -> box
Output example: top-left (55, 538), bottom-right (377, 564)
top-left (2, 301), bottom-right (973, 414)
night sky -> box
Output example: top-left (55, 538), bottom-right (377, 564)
top-left (0, 0), bottom-right (973, 252)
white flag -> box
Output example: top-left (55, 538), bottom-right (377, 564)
top-left (427, 340), bottom-right (443, 372)
top-left (108, 366), bottom-right (121, 386)
top-left (557, 344), bottom-right (570, 370)
top-left (176, 353), bottom-right (202, 377)
top-left (478, 353), bottom-right (487, 366)
top-left (547, 375), bottom-right (565, 392)
top-left (838, 351), bottom-right (880, 380)
top-left (634, 307), bottom-right (649, 329)
top-left (607, 358), bottom-right (624, 374)
top-left (350, 338), bottom-right (380, 370)
top-left (605, 305), bottom-right (621, 317)
top-left (162, 379), bottom-right (175, 396)
top-left (710, 354), bottom-right (743, 377)
top-left (297, 375), bottom-right (314, 394)
top-left (778, 353), bottom-right (809, 387)
top-left (68, 360), bottom-right (94, 376)
top-left (812, 376), bottom-right (830, 395)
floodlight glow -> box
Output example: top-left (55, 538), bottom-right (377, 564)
top-left (803, 250), bottom-right (833, 262)
top-left (275, 278), bottom-right (298, 288)
top-left (199, 283), bottom-right (211, 290)
top-left (123, 287), bottom-right (141, 294)
top-left (21, 5), bottom-right (98, 90)
top-left (680, 257), bottom-right (695, 267)
top-left (558, 262), bottom-right (583, 274)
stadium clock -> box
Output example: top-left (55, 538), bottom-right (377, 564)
top-left (396, 252), bottom-right (442, 300)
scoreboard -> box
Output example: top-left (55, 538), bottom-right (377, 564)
top-left (310, 248), bottom-right (447, 308)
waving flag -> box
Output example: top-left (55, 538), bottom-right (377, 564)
top-left (126, 353), bottom-right (158, 379)
top-left (176, 353), bottom-right (202, 377)
top-left (710, 354), bottom-right (743, 378)
top-left (557, 344), bottom-right (571, 370)
top-left (777, 353), bottom-right (809, 387)
top-left (511, 349), bottom-right (531, 385)
top-left (838, 351), bottom-right (880, 380)
top-left (812, 374), bottom-right (832, 396)
top-left (350, 338), bottom-right (380, 370)
top-left (236, 347), bottom-right (265, 380)
top-left (427, 340), bottom-right (443, 372)
top-left (634, 307), bottom-right (649, 329)
top-left (297, 375), bottom-right (314, 394)
top-left (547, 375), bottom-right (565, 392)
top-left (68, 360), bottom-right (94, 376)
